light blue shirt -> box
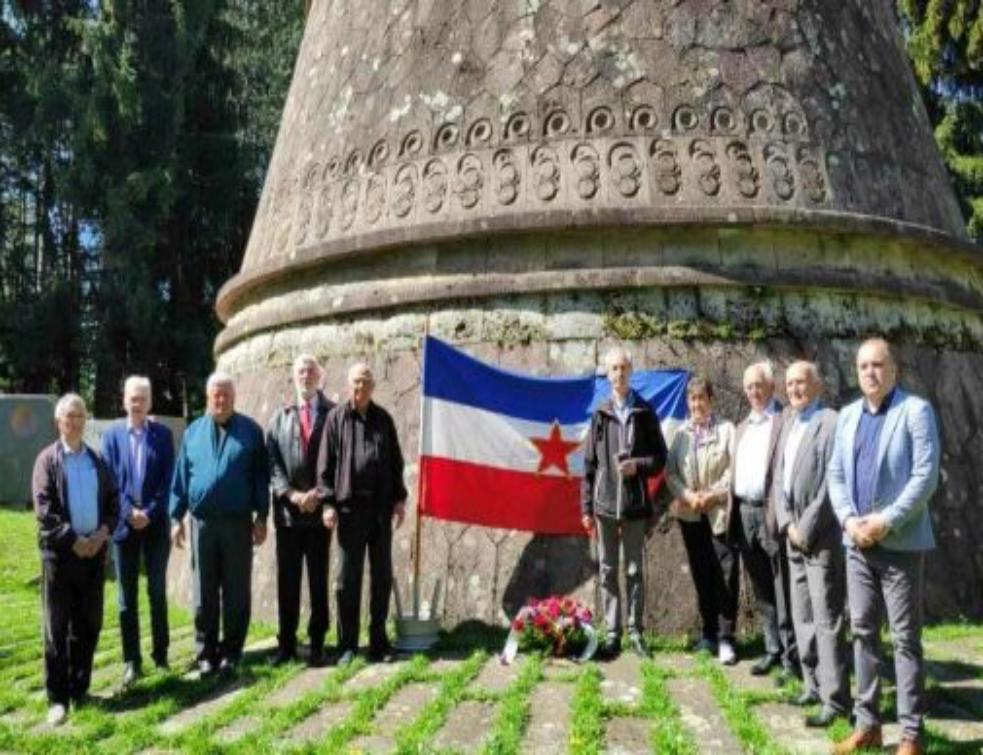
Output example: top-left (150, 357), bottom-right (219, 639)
top-left (128, 422), bottom-right (147, 503)
top-left (63, 442), bottom-right (99, 535)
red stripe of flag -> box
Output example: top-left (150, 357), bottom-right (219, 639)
top-left (419, 456), bottom-right (586, 536)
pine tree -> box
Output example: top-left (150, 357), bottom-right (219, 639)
top-left (899, 0), bottom-right (983, 241)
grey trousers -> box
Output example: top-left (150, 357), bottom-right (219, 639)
top-left (596, 515), bottom-right (646, 640)
top-left (191, 516), bottom-right (253, 662)
top-left (846, 545), bottom-right (926, 741)
top-left (787, 541), bottom-right (851, 715)
top-left (738, 504), bottom-right (787, 659)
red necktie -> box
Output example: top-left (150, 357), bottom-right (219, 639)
top-left (300, 403), bottom-right (312, 453)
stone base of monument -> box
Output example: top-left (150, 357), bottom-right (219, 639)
top-left (393, 579), bottom-right (441, 652)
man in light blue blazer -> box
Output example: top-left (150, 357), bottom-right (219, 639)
top-left (101, 376), bottom-right (175, 688)
top-left (828, 339), bottom-right (939, 755)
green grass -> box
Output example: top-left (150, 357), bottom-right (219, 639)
top-left (640, 661), bottom-right (698, 754)
top-left (482, 654), bottom-right (541, 754)
top-left (568, 665), bottom-right (603, 754)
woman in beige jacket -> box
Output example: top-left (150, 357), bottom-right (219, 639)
top-left (667, 375), bottom-right (741, 664)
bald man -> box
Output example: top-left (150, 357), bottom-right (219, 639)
top-left (828, 339), bottom-right (940, 755)
top-left (773, 361), bottom-right (849, 728)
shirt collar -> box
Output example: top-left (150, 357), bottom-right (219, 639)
top-left (795, 398), bottom-right (821, 422)
top-left (61, 439), bottom-right (85, 455)
top-left (612, 391), bottom-right (634, 410)
top-left (863, 387), bottom-right (896, 416)
top-left (127, 418), bottom-right (147, 434)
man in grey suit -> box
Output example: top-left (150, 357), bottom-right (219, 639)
top-left (773, 361), bottom-right (850, 729)
top-left (828, 339), bottom-right (940, 755)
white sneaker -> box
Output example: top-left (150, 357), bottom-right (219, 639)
top-left (47, 703), bottom-right (67, 727)
top-left (718, 640), bottom-right (737, 665)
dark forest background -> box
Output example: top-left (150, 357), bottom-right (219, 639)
top-left (1, 1), bottom-right (980, 416)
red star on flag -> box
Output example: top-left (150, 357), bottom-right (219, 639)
top-left (530, 421), bottom-right (582, 476)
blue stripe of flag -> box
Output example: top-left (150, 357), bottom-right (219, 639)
top-left (423, 337), bottom-right (689, 425)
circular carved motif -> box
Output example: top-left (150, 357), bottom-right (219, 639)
top-left (368, 140), bottom-right (390, 168)
top-left (609, 143), bottom-right (643, 198)
top-left (391, 164), bottom-right (417, 218)
top-left (422, 159), bottom-right (448, 214)
top-left (690, 139), bottom-right (721, 196)
top-left (674, 105), bottom-right (699, 132)
top-left (435, 123), bottom-right (460, 151)
top-left (544, 110), bottom-right (571, 138)
top-left (797, 147), bottom-right (827, 203)
top-left (764, 143), bottom-right (795, 201)
top-left (750, 109), bottom-right (774, 135)
top-left (630, 106), bottom-right (657, 132)
top-left (455, 153), bottom-right (483, 209)
top-left (725, 141), bottom-right (760, 198)
top-left (531, 145), bottom-right (561, 201)
top-left (651, 139), bottom-right (682, 196)
top-left (467, 119), bottom-right (493, 146)
top-left (571, 143), bottom-right (601, 200)
top-left (493, 149), bottom-right (521, 206)
top-left (505, 113), bottom-right (531, 141)
top-left (712, 107), bottom-right (737, 134)
top-left (400, 131), bottom-right (424, 157)
top-left (587, 107), bottom-right (614, 134)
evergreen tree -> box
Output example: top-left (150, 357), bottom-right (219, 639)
top-left (899, 0), bottom-right (983, 240)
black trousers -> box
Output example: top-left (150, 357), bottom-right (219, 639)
top-left (42, 553), bottom-right (105, 705)
top-left (191, 517), bottom-right (252, 662)
top-left (335, 506), bottom-right (393, 653)
top-left (679, 516), bottom-right (740, 642)
top-left (276, 526), bottom-right (330, 651)
top-left (113, 520), bottom-right (170, 666)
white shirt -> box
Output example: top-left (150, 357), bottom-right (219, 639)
top-left (127, 420), bottom-right (148, 501)
top-left (733, 409), bottom-right (775, 502)
top-left (783, 401), bottom-right (820, 495)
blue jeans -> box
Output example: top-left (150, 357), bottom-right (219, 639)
top-left (114, 519), bottom-right (170, 666)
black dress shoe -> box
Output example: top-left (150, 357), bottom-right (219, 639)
top-left (805, 708), bottom-right (845, 728)
top-left (750, 654), bottom-right (781, 676)
top-left (794, 690), bottom-right (820, 707)
top-left (273, 648), bottom-right (297, 667)
top-left (308, 646), bottom-right (326, 668)
top-left (598, 639), bottom-right (621, 661)
top-left (198, 658), bottom-right (217, 678)
top-left (337, 649), bottom-right (356, 668)
top-left (153, 657), bottom-right (169, 672)
top-left (368, 643), bottom-right (395, 663)
top-left (219, 656), bottom-right (239, 675)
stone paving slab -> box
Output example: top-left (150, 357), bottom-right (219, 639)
top-left (345, 660), bottom-right (406, 693)
top-left (600, 654), bottom-right (643, 705)
top-left (157, 683), bottom-right (246, 735)
top-left (348, 682), bottom-right (439, 752)
top-left (666, 676), bottom-right (743, 754)
top-left (284, 700), bottom-right (353, 744)
top-left (431, 699), bottom-right (497, 750)
top-left (756, 702), bottom-right (831, 755)
top-left (214, 714), bottom-right (262, 744)
top-left (542, 657), bottom-right (580, 679)
top-left (654, 652), bottom-right (697, 674)
top-left (471, 655), bottom-right (522, 693)
top-left (521, 682), bottom-right (573, 754)
top-left (426, 655), bottom-right (466, 675)
top-left (603, 716), bottom-right (651, 754)
top-left (719, 659), bottom-right (783, 695)
top-left (266, 665), bottom-right (334, 707)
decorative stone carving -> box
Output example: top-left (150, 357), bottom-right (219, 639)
top-left (690, 139), bottom-right (721, 197)
top-left (726, 142), bottom-right (760, 199)
top-left (797, 147), bottom-right (828, 204)
top-left (364, 172), bottom-right (387, 225)
top-left (571, 144), bottom-right (600, 200)
top-left (531, 145), bottom-right (561, 202)
top-left (455, 153), bottom-right (483, 209)
top-left (338, 178), bottom-right (359, 230)
top-left (392, 164), bottom-right (417, 218)
top-left (609, 143), bottom-right (643, 199)
top-left (493, 149), bottom-right (521, 206)
top-left (764, 143), bottom-right (796, 201)
top-left (423, 159), bottom-right (448, 214)
top-left (651, 139), bottom-right (682, 196)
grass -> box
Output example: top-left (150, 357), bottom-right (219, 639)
top-left (3, 507), bottom-right (983, 753)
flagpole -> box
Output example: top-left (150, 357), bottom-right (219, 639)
top-left (413, 327), bottom-right (429, 618)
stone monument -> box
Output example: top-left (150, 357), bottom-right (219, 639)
top-left (195, 0), bottom-right (983, 631)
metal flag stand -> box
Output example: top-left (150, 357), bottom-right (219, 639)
top-left (394, 334), bottom-right (441, 652)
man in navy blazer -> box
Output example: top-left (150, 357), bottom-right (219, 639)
top-left (828, 339), bottom-right (940, 755)
top-left (101, 376), bottom-right (175, 688)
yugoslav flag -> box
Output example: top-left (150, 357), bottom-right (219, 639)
top-left (419, 337), bottom-right (689, 536)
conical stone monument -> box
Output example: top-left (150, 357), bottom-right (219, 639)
top-left (197, 0), bottom-right (983, 630)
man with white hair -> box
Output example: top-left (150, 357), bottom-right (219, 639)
top-left (101, 376), bottom-right (176, 688)
top-left (170, 372), bottom-right (269, 676)
top-left (266, 354), bottom-right (334, 667)
top-left (318, 361), bottom-right (408, 666)
top-left (582, 347), bottom-right (667, 659)
top-left (728, 361), bottom-right (797, 672)
top-left (32, 394), bottom-right (119, 726)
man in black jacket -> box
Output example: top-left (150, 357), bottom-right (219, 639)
top-left (267, 354), bottom-right (334, 666)
top-left (32, 394), bottom-right (119, 726)
top-left (318, 362), bottom-right (408, 666)
top-left (582, 348), bottom-right (668, 659)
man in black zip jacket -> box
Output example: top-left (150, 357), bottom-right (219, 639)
top-left (266, 354), bottom-right (334, 667)
top-left (582, 348), bottom-right (668, 660)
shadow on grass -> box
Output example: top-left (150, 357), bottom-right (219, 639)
top-left (435, 619), bottom-right (508, 655)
